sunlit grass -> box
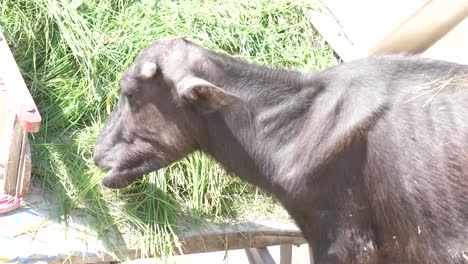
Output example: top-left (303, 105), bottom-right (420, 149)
top-left (0, 0), bottom-right (337, 259)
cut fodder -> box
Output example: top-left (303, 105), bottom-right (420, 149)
top-left (407, 72), bottom-right (468, 107)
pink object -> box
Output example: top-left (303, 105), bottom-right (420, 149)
top-left (0, 195), bottom-right (20, 214)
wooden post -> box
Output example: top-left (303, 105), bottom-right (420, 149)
top-left (369, 0), bottom-right (468, 55)
top-left (3, 117), bottom-right (25, 195)
top-left (309, 246), bottom-right (315, 264)
top-left (280, 244), bottom-right (292, 264)
top-left (245, 248), bottom-right (276, 264)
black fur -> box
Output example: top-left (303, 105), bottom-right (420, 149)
top-left (94, 37), bottom-right (468, 263)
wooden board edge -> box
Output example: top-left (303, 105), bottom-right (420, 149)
top-left (307, 10), bottom-right (362, 62)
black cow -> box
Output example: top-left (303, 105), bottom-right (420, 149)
top-left (93, 37), bottom-right (468, 263)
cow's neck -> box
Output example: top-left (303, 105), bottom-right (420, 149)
top-left (197, 52), bottom-right (321, 201)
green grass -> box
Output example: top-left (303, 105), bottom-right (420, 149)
top-left (0, 0), bottom-right (338, 260)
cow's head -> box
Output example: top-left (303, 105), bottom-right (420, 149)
top-left (93, 37), bottom-right (240, 188)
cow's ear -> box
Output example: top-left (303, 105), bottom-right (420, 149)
top-left (177, 76), bottom-right (240, 113)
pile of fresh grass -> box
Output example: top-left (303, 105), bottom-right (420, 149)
top-left (0, 0), bottom-right (337, 259)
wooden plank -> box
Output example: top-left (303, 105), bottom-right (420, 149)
top-left (178, 230), bottom-right (306, 255)
top-left (310, 0), bottom-right (468, 64)
top-left (245, 248), bottom-right (276, 264)
top-left (0, 77), bottom-right (14, 193)
top-left (0, 102), bottom-right (31, 196)
top-left (423, 19), bottom-right (468, 64)
top-left (46, 249), bottom-right (142, 264)
top-left (0, 30), bottom-right (40, 197)
top-left (19, 139), bottom-right (31, 196)
top-left (280, 244), bottom-right (292, 264)
top-left (309, 0), bottom-right (426, 61)
top-left (0, 30), bottom-right (41, 132)
top-left (307, 10), bottom-right (358, 62)
top-left (369, 0), bottom-right (468, 55)
top-left (3, 117), bottom-right (24, 195)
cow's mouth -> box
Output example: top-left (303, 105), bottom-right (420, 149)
top-left (100, 168), bottom-right (138, 188)
top-left (101, 168), bottom-right (140, 189)
top-left (100, 162), bottom-right (162, 189)
top-left (94, 149), bottom-right (169, 189)
top-left (102, 168), bottom-right (114, 182)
